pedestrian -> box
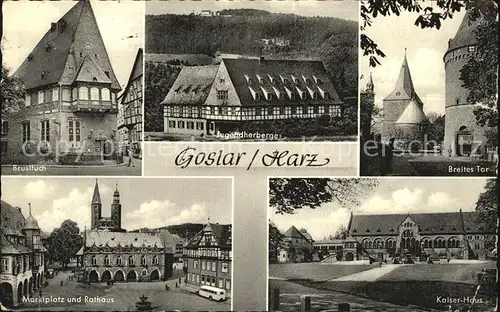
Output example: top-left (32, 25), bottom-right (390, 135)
top-left (178, 277), bottom-right (181, 284)
top-left (127, 142), bottom-right (135, 167)
top-left (60, 281), bottom-right (63, 286)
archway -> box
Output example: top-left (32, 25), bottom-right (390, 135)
top-left (23, 280), bottom-right (28, 299)
top-left (150, 270), bottom-right (160, 281)
top-left (345, 252), bottom-right (354, 261)
top-left (28, 278), bottom-right (33, 295)
top-left (456, 126), bottom-right (472, 156)
top-left (114, 270), bottom-right (125, 282)
top-left (17, 283), bottom-right (22, 304)
top-left (88, 270), bottom-right (99, 283)
top-left (101, 270), bottom-right (112, 282)
top-left (34, 274), bottom-right (38, 290)
top-left (0, 283), bottom-right (14, 307)
top-left (126, 270), bottom-right (137, 282)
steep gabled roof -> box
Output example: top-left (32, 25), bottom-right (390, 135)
top-left (85, 230), bottom-right (164, 248)
top-left (74, 56), bottom-right (112, 84)
top-left (223, 58), bottom-right (343, 106)
top-left (161, 65), bottom-right (219, 105)
top-left (1, 200), bottom-right (27, 233)
top-left (384, 53), bottom-right (423, 104)
top-left (284, 225), bottom-right (311, 241)
top-left (395, 100), bottom-right (427, 125)
top-left (185, 223), bottom-right (232, 248)
top-left (14, 0), bottom-right (120, 90)
top-left (349, 211), bottom-right (491, 236)
top-left (446, 9), bottom-right (480, 53)
top-left (120, 48), bottom-right (143, 105)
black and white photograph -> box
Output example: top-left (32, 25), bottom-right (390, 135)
top-left (144, 1), bottom-right (358, 142)
top-left (268, 178), bottom-right (497, 312)
top-left (1, 0), bottom-right (144, 176)
top-left (0, 177), bottom-right (233, 311)
top-left (359, 1), bottom-right (498, 176)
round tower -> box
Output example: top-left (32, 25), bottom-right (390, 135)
top-left (22, 203), bottom-right (41, 249)
top-left (443, 11), bottom-right (486, 157)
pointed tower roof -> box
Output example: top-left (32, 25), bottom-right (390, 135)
top-left (395, 99), bottom-right (428, 125)
top-left (23, 203), bottom-right (41, 231)
top-left (113, 183), bottom-right (120, 197)
top-left (384, 50), bottom-right (423, 104)
top-left (92, 180), bottom-right (101, 204)
top-left (14, 0), bottom-right (121, 91)
top-left (446, 10), bottom-right (480, 54)
top-left (365, 72), bottom-right (374, 93)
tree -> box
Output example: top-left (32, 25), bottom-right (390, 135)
top-left (333, 225), bottom-right (349, 240)
top-left (48, 220), bottom-right (83, 268)
top-left (475, 179), bottom-right (497, 249)
top-left (361, 0), bottom-right (498, 127)
top-left (269, 178), bottom-right (379, 214)
top-left (268, 221), bottom-right (286, 261)
top-left (1, 64), bottom-right (26, 114)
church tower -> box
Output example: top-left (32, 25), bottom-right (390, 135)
top-left (381, 50), bottom-right (426, 143)
top-left (361, 73), bottom-right (375, 138)
top-left (443, 10), bottom-right (487, 157)
top-left (91, 180), bottom-right (102, 230)
top-left (110, 184), bottom-right (122, 230)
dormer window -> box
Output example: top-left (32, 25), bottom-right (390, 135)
top-left (313, 75), bottom-right (321, 84)
top-left (352, 229), bottom-right (357, 233)
top-left (244, 74), bottom-right (252, 85)
top-left (256, 74), bottom-right (263, 84)
top-left (272, 86), bottom-right (282, 100)
top-left (366, 228), bottom-right (370, 232)
top-left (267, 74), bottom-right (275, 84)
top-left (260, 86), bottom-right (272, 100)
top-left (306, 86), bottom-right (316, 99)
top-left (376, 228), bottom-right (381, 232)
top-left (291, 75), bottom-right (298, 84)
top-left (41, 71), bottom-right (46, 79)
top-left (302, 75), bottom-right (310, 84)
top-left (279, 74), bottom-right (289, 84)
top-left (390, 228), bottom-right (394, 232)
top-left (295, 87), bottom-right (305, 100)
top-left (248, 86), bottom-right (260, 101)
top-left (284, 86), bottom-right (294, 100)
top-left (50, 22), bottom-right (57, 32)
top-left (28, 54), bottom-right (33, 62)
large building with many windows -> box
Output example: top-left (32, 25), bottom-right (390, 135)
top-left (161, 57), bottom-right (345, 136)
top-left (75, 180), bottom-right (174, 283)
top-left (0, 201), bottom-right (47, 308)
top-left (118, 48), bottom-right (143, 150)
top-left (335, 210), bottom-right (495, 262)
top-left (2, 1), bottom-right (121, 165)
top-left (183, 222), bottom-right (232, 293)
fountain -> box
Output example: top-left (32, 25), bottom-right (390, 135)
top-left (135, 295), bottom-right (152, 311)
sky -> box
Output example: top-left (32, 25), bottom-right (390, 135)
top-left (1, 177), bottom-right (232, 233)
top-left (2, 0), bottom-right (144, 91)
top-left (269, 178), bottom-right (490, 241)
top-left (360, 9), bottom-right (467, 116)
top-left (146, 0), bottom-right (358, 21)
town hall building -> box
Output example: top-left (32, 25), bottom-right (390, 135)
top-left (2, 1), bottom-right (121, 165)
top-left (161, 57), bottom-right (345, 136)
top-left (75, 181), bottom-right (174, 283)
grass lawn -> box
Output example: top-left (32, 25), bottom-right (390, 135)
top-left (269, 263), bottom-right (374, 281)
top-left (379, 263), bottom-right (497, 284)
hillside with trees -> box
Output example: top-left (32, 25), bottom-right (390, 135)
top-left (146, 10), bottom-right (358, 96)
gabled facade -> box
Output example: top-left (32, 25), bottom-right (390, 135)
top-left (2, 1), bottom-right (121, 165)
top-left (381, 52), bottom-right (427, 144)
top-left (118, 48), bottom-right (143, 148)
top-left (277, 226), bottom-right (314, 263)
top-left (162, 57), bottom-right (345, 136)
top-left (183, 223), bottom-right (232, 292)
top-left (0, 201), bottom-right (47, 308)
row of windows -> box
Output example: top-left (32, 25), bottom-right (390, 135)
top-left (90, 255), bottom-right (159, 266)
top-left (192, 260), bottom-right (229, 273)
top-left (186, 273), bottom-right (231, 290)
top-left (166, 105), bottom-right (341, 118)
top-left (248, 85), bottom-right (330, 101)
top-left (362, 239), bottom-right (396, 249)
top-left (184, 248), bottom-right (231, 259)
top-left (26, 87), bottom-right (112, 106)
top-left (244, 73), bottom-right (322, 86)
top-left (0, 253), bottom-right (44, 274)
top-left (169, 120), bottom-right (207, 131)
top-left (422, 238), bottom-right (461, 249)
top-left (20, 120), bottom-right (82, 143)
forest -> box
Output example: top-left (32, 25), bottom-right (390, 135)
top-left (145, 10), bottom-right (358, 132)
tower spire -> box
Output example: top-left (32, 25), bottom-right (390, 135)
top-left (28, 203), bottom-right (32, 215)
top-left (92, 179), bottom-right (101, 204)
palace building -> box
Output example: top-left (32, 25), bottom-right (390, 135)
top-left (0, 201), bottom-right (47, 308)
top-left (183, 222), bottom-right (232, 292)
top-left (330, 210), bottom-right (495, 262)
top-left (2, 1), bottom-right (121, 165)
top-left (161, 57), bottom-right (345, 136)
top-left (443, 10), bottom-right (494, 157)
top-left (76, 181), bottom-right (174, 283)
top-left (118, 48), bottom-right (143, 149)
top-left (381, 51), bottom-right (428, 145)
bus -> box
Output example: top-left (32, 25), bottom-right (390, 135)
top-left (197, 285), bottom-right (226, 301)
